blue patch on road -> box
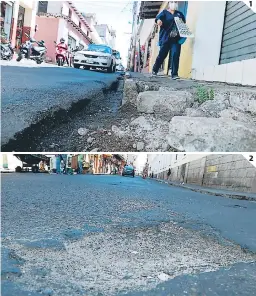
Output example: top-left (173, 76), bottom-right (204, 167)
top-left (1, 248), bottom-right (24, 279)
top-left (22, 239), bottom-right (65, 250)
top-left (1, 281), bottom-right (42, 296)
top-left (83, 224), bottom-right (104, 233)
top-left (62, 229), bottom-right (85, 240)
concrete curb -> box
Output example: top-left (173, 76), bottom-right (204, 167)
top-left (153, 179), bottom-right (256, 202)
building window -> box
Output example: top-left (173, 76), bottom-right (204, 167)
top-left (79, 21), bottom-right (81, 28)
top-left (68, 8), bottom-right (72, 18)
top-left (38, 1), bottom-right (48, 14)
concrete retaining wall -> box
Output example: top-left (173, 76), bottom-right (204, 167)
top-left (156, 154), bottom-right (256, 193)
top-left (203, 154), bottom-right (256, 192)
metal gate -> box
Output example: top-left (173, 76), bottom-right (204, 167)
top-left (219, 1), bottom-right (256, 64)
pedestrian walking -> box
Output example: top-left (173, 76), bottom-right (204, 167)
top-left (78, 154), bottom-right (84, 174)
top-left (60, 160), bottom-right (65, 174)
top-left (152, 1), bottom-right (186, 80)
top-left (167, 168), bottom-right (171, 179)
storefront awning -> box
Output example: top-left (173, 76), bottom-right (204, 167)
top-left (140, 1), bottom-right (163, 19)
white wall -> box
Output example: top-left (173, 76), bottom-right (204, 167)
top-left (139, 19), bottom-right (155, 46)
top-left (148, 154), bottom-right (211, 174)
top-left (191, 1), bottom-right (256, 86)
top-left (0, 154), bottom-right (22, 171)
top-left (20, 0), bottom-right (36, 10)
top-left (47, 1), bottom-right (62, 14)
top-left (57, 18), bottom-right (68, 42)
top-left (192, 1), bottom-right (226, 70)
top-left (62, 2), bottom-right (69, 16)
top-left (71, 9), bottom-right (80, 26)
top-left (23, 0), bottom-right (38, 29)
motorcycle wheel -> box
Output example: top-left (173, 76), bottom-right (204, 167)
top-left (36, 59), bottom-right (43, 64)
top-left (8, 53), bottom-right (14, 61)
top-left (16, 53), bottom-right (23, 62)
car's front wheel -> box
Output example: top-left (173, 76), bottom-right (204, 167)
top-left (73, 63), bottom-right (81, 69)
top-left (107, 62), bottom-right (113, 73)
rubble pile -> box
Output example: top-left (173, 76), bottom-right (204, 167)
top-left (114, 77), bottom-right (256, 152)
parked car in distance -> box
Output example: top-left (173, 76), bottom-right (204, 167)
top-left (122, 165), bottom-right (135, 177)
top-left (73, 44), bottom-right (116, 73)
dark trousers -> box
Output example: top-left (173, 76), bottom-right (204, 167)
top-left (153, 40), bottom-right (181, 77)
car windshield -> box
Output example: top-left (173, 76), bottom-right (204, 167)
top-left (87, 44), bottom-right (112, 54)
top-left (125, 165), bottom-right (133, 170)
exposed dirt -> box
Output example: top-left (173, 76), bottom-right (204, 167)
top-left (36, 79), bottom-right (145, 152)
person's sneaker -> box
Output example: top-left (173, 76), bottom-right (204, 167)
top-left (172, 75), bottom-right (180, 80)
top-left (151, 71), bottom-right (158, 77)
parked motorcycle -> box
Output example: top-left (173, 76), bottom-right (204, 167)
top-left (17, 33), bottom-right (47, 64)
top-left (0, 41), bottom-right (14, 60)
top-left (54, 41), bottom-right (68, 66)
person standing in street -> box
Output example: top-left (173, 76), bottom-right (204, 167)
top-left (152, 1), bottom-right (186, 80)
top-left (78, 154), bottom-right (84, 174)
top-left (167, 168), bottom-right (171, 179)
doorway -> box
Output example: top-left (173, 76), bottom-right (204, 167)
top-left (16, 5), bottom-right (25, 48)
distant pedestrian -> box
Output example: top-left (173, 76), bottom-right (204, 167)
top-left (152, 1), bottom-right (186, 79)
top-left (60, 160), bottom-right (65, 174)
top-left (167, 168), bottom-right (171, 179)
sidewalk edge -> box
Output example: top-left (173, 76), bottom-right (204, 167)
top-left (153, 179), bottom-right (256, 202)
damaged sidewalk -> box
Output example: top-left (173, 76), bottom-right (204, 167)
top-left (115, 73), bottom-right (256, 152)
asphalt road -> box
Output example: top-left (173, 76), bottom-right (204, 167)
top-left (2, 174), bottom-right (256, 296)
top-left (1, 66), bottom-right (119, 149)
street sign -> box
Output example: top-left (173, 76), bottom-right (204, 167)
top-left (207, 166), bottom-right (217, 173)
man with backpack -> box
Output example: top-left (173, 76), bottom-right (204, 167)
top-left (152, 1), bottom-right (186, 80)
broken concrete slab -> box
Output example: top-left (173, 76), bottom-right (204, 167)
top-left (213, 89), bottom-right (256, 114)
top-left (196, 98), bottom-right (229, 118)
top-left (135, 80), bottom-right (160, 93)
top-left (130, 116), bottom-right (153, 131)
top-left (123, 79), bottom-right (138, 105)
top-left (167, 117), bottom-right (256, 152)
top-left (220, 108), bottom-right (256, 125)
top-left (136, 90), bottom-right (194, 117)
top-left (111, 125), bottom-right (127, 138)
top-left (129, 115), bottom-right (170, 151)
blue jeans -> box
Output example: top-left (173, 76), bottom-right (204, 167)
top-left (153, 40), bottom-right (181, 77)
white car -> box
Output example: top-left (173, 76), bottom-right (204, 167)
top-left (73, 44), bottom-right (116, 73)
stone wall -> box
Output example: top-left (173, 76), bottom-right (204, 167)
top-left (156, 155), bottom-right (256, 193)
top-left (185, 157), bottom-right (206, 185)
top-left (203, 154), bottom-right (256, 192)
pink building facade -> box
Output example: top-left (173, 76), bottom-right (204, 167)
top-left (35, 1), bottom-right (93, 62)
